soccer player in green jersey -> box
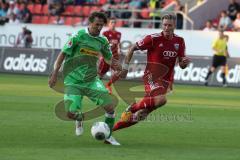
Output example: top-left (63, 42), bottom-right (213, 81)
top-left (48, 12), bottom-right (121, 145)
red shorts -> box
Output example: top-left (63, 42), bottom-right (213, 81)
top-left (143, 73), bottom-right (171, 97)
top-left (98, 57), bottom-right (110, 77)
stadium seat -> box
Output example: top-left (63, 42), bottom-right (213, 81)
top-left (116, 20), bottom-right (124, 27)
top-left (91, 6), bottom-right (101, 13)
top-left (42, 4), bottom-right (48, 15)
top-left (98, 0), bottom-right (107, 5)
top-left (27, 4), bottom-right (34, 13)
top-left (82, 6), bottom-right (91, 17)
top-left (63, 5), bottom-right (74, 16)
top-left (140, 8), bottom-right (150, 19)
top-left (64, 17), bottom-right (73, 25)
top-left (41, 16), bottom-right (49, 24)
top-left (73, 17), bottom-right (82, 25)
top-left (74, 6), bottom-right (83, 16)
top-left (33, 4), bottom-right (42, 14)
top-left (48, 16), bottom-right (55, 24)
top-left (32, 15), bottom-right (41, 24)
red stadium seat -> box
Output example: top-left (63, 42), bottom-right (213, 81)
top-left (73, 17), bottom-right (82, 25)
top-left (82, 6), bottom-right (91, 17)
top-left (99, 0), bottom-right (107, 5)
top-left (74, 6), bottom-right (83, 16)
top-left (42, 4), bottom-right (48, 15)
top-left (64, 17), bottom-right (73, 25)
top-left (63, 5), bottom-right (74, 16)
top-left (32, 15), bottom-right (41, 24)
top-left (41, 16), bottom-right (49, 24)
top-left (49, 16), bottom-right (55, 24)
top-left (27, 4), bottom-right (34, 13)
top-left (140, 8), bottom-right (150, 19)
top-left (33, 4), bottom-right (42, 14)
top-left (91, 6), bottom-right (101, 13)
top-left (116, 20), bottom-right (124, 27)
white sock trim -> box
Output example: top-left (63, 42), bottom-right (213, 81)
top-left (105, 112), bottom-right (115, 118)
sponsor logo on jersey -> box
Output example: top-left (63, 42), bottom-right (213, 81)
top-left (80, 48), bottom-right (99, 57)
top-left (163, 51), bottom-right (177, 57)
top-left (3, 54), bottom-right (48, 72)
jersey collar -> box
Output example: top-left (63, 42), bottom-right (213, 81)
top-left (85, 28), bottom-right (100, 38)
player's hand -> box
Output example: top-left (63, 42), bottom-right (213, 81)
top-left (119, 69), bottom-right (128, 78)
top-left (48, 71), bottom-right (58, 88)
top-left (179, 57), bottom-right (191, 69)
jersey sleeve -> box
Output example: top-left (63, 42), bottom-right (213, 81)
top-left (136, 35), bottom-right (153, 50)
top-left (61, 33), bottom-right (79, 56)
top-left (178, 38), bottom-right (186, 57)
top-left (102, 31), bottom-right (107, 37)
top-left (101, 37), bottom-right (112, 62)
top-left (211, 39), bottom-right (217, 49)
top-left (119, 32), bottom-right (122, 42)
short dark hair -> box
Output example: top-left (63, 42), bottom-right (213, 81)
top-left (88, 12), bottom-right (107, 24)
top-left (161, 13), bottom-right (176, 21)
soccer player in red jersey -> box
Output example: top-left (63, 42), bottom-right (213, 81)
top-left (113, 14), bottom-right (190, 131)
top-left (99, 17), bottom-right (122, 94)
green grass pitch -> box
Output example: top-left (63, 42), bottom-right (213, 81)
top-left (0, 73), bottom-right (240, 160)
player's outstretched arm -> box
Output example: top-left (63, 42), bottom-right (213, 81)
top-left (48, 52), bottom-right (65, 88)
top-left (120, 44), bottom-right (139, 78)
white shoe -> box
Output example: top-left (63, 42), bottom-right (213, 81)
top-left (75, 120), bottom-right (84, 136)
top-left (223, 84), bottom-right (228, 87)
top-left (105, 136), bottom-right (121, 146)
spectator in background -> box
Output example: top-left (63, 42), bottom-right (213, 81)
top-left (19, 2), bottom-right (32, 23)
top-left (6, 0), bottom-right (20, 18)
top-left (48, 0), bottom-right (64, 16)
top-left (218, 10), bottom-right (232, 31)
top-left (8, 12), bottom-right (20, 24)
top-left (149, 0), bottom-right (162, 28)
top-left (52, 15), bottom-right (64, 25)
top-left (0, 2), bottom-right (8, 18)
top-left (176, 5), bottom-right (184, 29)
top-left (203, 20), bottom-right (216, 31)
top-left (227, 0), bottom-right (239, 21)
top-left (15, 26), bottom-right (33, 48)
top-left (233, 12), bottom-right (240, 31)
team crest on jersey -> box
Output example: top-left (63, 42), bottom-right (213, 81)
top-left (67, 40), bottom-right (73, 48)
top-left (174, 43), bottom-right (179, 50)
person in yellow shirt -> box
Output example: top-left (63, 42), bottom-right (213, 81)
top-left (204, 29), bottom-right (229, 87)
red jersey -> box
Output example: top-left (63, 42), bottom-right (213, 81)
top-left (136, 32), bottom-right (185, 82)
top-left (103, 30), bottom-right (121, 59)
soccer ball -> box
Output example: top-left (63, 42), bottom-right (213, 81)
top-left (91, 122), bottom-right (110, 140)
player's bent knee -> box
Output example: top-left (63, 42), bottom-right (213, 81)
top-left (99, 93), bottom-right (118, 112)
top-left (104, 105), bottom-right (115, 114)
top-left (67, 111), bottom-right (83, 121)
top-left (154, 96), bottom-right (167, 107)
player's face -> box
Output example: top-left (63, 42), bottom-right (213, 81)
top-left (162, 19), bottom-right (175, 37)
top-left (89, 17), bottom-right (105, 36)
top-left (109, 20), bottom-right (116, 30)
